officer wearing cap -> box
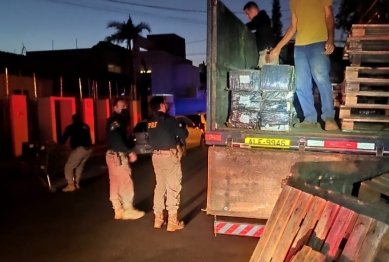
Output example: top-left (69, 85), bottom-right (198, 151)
top-left (147, 96), bottom-right (188, 232)
top-left (105, 97), bottom-right (144, 220)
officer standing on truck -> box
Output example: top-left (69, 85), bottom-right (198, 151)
top-left (59, 113), bottom-right (92, 192)
top-left (105, 97), bottom-right (145, 220)
top-left (243, 1), bottom-right (278, 69)
top-left (147, 96), bottom-right (188, 232)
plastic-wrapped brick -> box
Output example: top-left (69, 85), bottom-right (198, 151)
top-left (261, 100), bottom-right (292, 113)
top-left (260, 65), bottom-right (295, 91)
top-left (231, 90), bottom-right (261, 111)
top-left (260, 100), bottom-right (294, 131)
top-left (229, 70), bottom-right (261, 91)
top-left (261, 90), bottom-right (294, 102)
top-left (228, 109), bottom-right (260, 129)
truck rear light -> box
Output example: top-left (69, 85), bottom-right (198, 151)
top-left (206, 133), bottom-right (222, 141)
top-left (307, 140), bottom-right (375, 150)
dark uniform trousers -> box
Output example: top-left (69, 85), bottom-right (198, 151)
top-left (152, 148), bottom-right (182, 215)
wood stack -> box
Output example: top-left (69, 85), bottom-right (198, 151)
top-left (249, 180), bottom-right (389, 262)
top-left (340, 24), bottom-right (389, 132)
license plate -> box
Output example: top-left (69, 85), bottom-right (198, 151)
top-left (245, 137), bottom-right (291, 148)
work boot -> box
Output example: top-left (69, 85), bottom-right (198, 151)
top-left (62, 184), bottom-right (76, 192)
top-left (167, 214), bottom-right (185, 232)
top-left (294, 121), bottom-right (320, 129)
top-left (75, 178), bottom-right (81, 189)
top-left (154, 213), bottom-right (165, 229)
top-left (325, 118), bottom-right (339, 131)
top-left (114, 208), bottom-right (123, 220)
top-left (122, 205), bottom-right (145, 220)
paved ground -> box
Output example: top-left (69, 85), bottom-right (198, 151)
top-left (0, 146), bottom-right (257, 262)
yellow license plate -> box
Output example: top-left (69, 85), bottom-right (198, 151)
top-left (245, 137), bottom-right (291, 148)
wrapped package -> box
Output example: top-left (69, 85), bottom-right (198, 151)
top-left (261, 90), bottom-right (294, 102)
top-left (228, 109), bottom-right (260, 129)
top-left (231, 90), bottom-right (261, 111)
top-left (260, 100), bottom-right (294, 131)
top-left (260, 65), bottom-right (295, 91)
top-left (229, 70), bottom-right (261, 91)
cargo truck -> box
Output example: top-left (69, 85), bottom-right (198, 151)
top-left (205, 0), bottom-right (389, 237)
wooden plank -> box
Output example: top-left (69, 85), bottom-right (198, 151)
top-left (347, 36), bottom-right (389, 41)
top-left (364, 180), bottom-right (389, 196)
top-left (290, 245), bottom-right (312, 262)
top-left (346, 78), bottom-right (389, 85)
top-left (320, 207), bottom-right (357, 260)
top-left (303, 248), bottom-right (326, 262)
top-left (354, 220), bottom-right (389, 261)
top-left (341, 115), bottom-right (389, 123)
top-left (257, 187), bottom-right (302, 262)
top-left (359, 182), bottom-right (381, 203)
top-left (287, 179), bottom-right (389, 225)
top-left (339, 215), bottom-right (373, 262)
top-left (308, 202), bottom-right (340, 251)
top-left (285, 197), bottom-right (327, 262)
top-left (271, 192), bottom-right (314, 262)
top-left (345, 91), bottom-right (389, 98)
top-left (340, 104), bottom-right (389, 110)
top-left (249, 185), bottom-right (293, 262)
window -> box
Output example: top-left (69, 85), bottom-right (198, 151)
top-left (108, 64), bottom-right (122, 74)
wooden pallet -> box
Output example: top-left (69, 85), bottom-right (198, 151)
top-left (350, 24), bottom-right (389, 37)
top-left (249, 180), bottom-right (389, 262)
top-left (340, 115), bottom-right (389, 133)
top-left (359, 173), bottom-right (389, 204)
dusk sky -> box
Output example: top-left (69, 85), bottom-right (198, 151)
top-left (1, 0), bottom-right (341, 66)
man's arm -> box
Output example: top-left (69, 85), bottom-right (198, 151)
top-left (169, 117), bottom-right (188, 142)
top-left (269, 13), bottom-right (297, 61)
top-left (58, 126), bottom-right (70, 145)
top-left (324, 5), bottom-right (335, 55)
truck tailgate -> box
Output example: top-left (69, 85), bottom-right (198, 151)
top-left (206, 146), bottom-right (387, 219)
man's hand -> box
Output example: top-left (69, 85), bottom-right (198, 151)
top-left (324, 39), bottom-right (335, 55)
top-left (269, 47), bottom-right (281, 63)
top-left (128, 152), bottom-right (137, 163)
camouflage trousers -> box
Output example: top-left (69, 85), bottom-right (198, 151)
top-left (152, 149), bottom-right (183, 215)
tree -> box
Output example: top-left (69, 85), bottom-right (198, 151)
top-left (271, 0), bottom-right (283, 39)
top-left (105, 15), bottom-right (151, 100)
top-left (336, 0), bottom-right (389, 33)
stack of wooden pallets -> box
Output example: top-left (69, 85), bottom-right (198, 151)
top-left (340, 24), bottom-right (389, 132)
top-left (249, 180), bottom-right (389, 262)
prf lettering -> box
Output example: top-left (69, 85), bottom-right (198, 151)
top-left (148, 121), bottom-right (158, 129)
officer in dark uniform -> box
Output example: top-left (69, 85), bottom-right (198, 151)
top-left (105, 97), bottom-right (144, 220)
top-left (147, 96), bottom-right (188, 232)
top-left (59, 113), bottom-right (92, 192)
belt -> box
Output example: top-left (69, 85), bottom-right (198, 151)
top-left (153, 148), bottom-right (177, 155)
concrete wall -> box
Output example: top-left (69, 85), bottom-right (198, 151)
top-left (174, 64), bottom-right (200, 98)
top-left (135, 50), bottom-right (200, 98)
top-left (0, 73), bottom-right (53, 99)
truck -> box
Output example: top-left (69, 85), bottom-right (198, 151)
top-left (205, 0), bottom-right (389, 237)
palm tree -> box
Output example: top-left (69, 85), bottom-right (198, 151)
top-left (105, 15), bottom-right (151, 100)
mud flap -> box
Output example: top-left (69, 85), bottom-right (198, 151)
top-left (206, 146), bottom-right (388, 220)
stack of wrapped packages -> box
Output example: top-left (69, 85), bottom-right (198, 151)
top-left (259, 65), bottom-right (296, 131)
top-left (227, 70), bottom-right (262, 129)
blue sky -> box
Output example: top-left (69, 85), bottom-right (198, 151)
top-left (1, 0), bottom-right (342, 66)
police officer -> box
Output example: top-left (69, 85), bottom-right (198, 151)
top-left (106, 97), bottom-right (145, 220)
top-left (59, 113), bottom-right (92, 192)
top-left (147, 96), bottom-right (188, 232)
